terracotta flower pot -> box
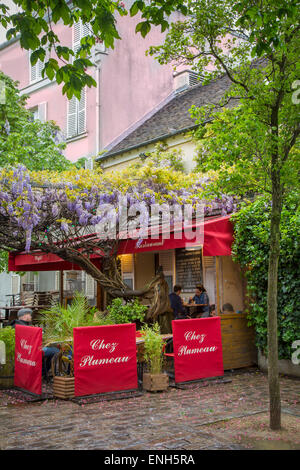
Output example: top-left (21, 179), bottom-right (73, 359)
top-left (143, 372), bottom-right (169, 392)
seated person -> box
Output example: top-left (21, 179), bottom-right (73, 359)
top-left (222, 303), bottom-right (234, 314)
top-left (209, 304), bottom-right (217, 316)
top-left (192, 285), bottom-right (210, 318)
top-left (169, 285), bottom-right (188, 320)
top-left (8, 308), bottom-right (59, 377)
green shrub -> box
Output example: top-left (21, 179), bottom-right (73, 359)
top-left (0, 327), bottom-right (15, 360)
top-left (232, 192), bottom-right (300, 359)
top-left (141, 322), bottom-right (164, 374)
top-left (105, 298), bottom-right (147, 325)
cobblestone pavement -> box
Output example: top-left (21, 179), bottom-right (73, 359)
top-left (0, 368), bottom-right (299, 450)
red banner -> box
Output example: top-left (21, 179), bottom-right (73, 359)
top-left (14, 325), bottom-right (43, 395)
top-left (73, 324), bottom-right (138, 397)
top-left (172, 318), bottom-right (224, 383)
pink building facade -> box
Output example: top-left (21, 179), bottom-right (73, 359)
top-left (0, 7), bottom-right (180, 162)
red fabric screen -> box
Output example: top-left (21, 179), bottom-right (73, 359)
top-left (73, 324), bottom-right (138, 397)
top-left (172, 318), bottom-right (224, 383)
top-left (14, 325), bottom-right (43, 395)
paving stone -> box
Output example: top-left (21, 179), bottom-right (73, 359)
top-left (0, 369), bottom-right (299, 450)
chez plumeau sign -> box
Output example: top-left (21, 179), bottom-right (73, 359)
top-left (14, 325), bottom-right (43, 395)
top-left (73, 323), bottom-right (138, 396)
top-left (172, 318), bottom-right (224, 383)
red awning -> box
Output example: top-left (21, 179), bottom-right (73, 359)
top-left (8, 216), bottom-right (233, 272)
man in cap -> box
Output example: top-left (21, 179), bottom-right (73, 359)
top-left (9, 308), bottom-right (59, 377)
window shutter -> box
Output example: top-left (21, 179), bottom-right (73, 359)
top-left (38, 59), bottom-right (44, 80)
top-left (30, 61), bottom-right (37, 83)
top-left (11, 275), bottom-right (20, 295)
top-left (55, 271), bottom-right (60, 291)
top-left (38, 102), bottom-right (47, 122)
top-left (85, 273), bottom-right (95, 298)
top-left (67, 95), bottom-right (77, 138)
top-left (67, 88), bottom-right (86, 138)
top-left (73, 20), bottom-right (90, 56)
top-left (78, 88), bottom-right (86, 134)
top-left (29, 51), bottom-right (47, 84)
top-left (73, 21), bottom-right (82, 55)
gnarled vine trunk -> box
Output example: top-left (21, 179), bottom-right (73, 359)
top-left (44, 244), bottom-right (172, 321)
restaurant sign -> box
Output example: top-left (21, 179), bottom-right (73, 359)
top-left (73, 324), bottom-right (138, 396)
top-left (172, 318), bottom-right (224, 383)
top-left (14, 325), bottom-right (43, 395)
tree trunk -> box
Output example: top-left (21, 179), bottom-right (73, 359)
top-left (267, 174), bottom-right (282, 430)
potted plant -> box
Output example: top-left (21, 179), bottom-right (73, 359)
top-left (0, 327), bottom-right (15, 388)
top-left (142, 323), bottom-right (169, 392)
top-left (40, 291), bottom-right (105, 399)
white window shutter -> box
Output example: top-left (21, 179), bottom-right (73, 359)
top-left (73, 20), bottom-right (90, 56)
top-left (55, 272), bottom-right (59, 291)
top-left (83, 23), bottom-right (90, 39)
top-left (38, 59), bottom-right (44, 80)
top-left (78, 88), bottom-right (86, 134)
top-left (67, 88), bottom-right (86, 138)
top-left (30, 62), bottom-right (37, 83)
top-left (29, 51), bottom-right (47, 84)
top-left (85, 273), bottom-right (95, 298)
top-left (73, 21), bottom-right (82, 55)
top-left (67, 95), bottom-right (77, 138)
top-left (11, 275), bottom-right (20, 295)
top-left (38, 102), bottom-right (47, 122)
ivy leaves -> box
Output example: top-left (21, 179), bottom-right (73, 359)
top-left (232, 193), bottom-right (300, 360)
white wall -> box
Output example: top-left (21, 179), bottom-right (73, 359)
top-left (0, 272), bottom-right (13, 307)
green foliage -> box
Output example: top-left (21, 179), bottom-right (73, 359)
top-left (132, 143), bottom-right (185, 173)
top-left (105, 297), bottom-right (147, 325)
top-left (0, 71), bottom-right (71, 171)
top-left (141, 322), bottom-right (164, 374)
top-left (149, 0), bottom-right (300, 199)
top-left (0, 0), bottom-right (187, 99)
top-left (0, 326), bottom-right (15, 360)
top-left (39, 291), bottom-right (104, 345)
top-left (232, 193), bottom-right (300, 359)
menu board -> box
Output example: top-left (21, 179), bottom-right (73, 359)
top-left (175, 249), bottom-right (203, 293)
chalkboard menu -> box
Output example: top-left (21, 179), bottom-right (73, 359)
top-left (175, 248), bottom-right (203, 293)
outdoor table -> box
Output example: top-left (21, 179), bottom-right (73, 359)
top-left (183, 303), bottom-right (203, 318)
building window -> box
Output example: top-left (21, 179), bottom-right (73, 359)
top-left (29, 50), bottom-right (47, 84)
top-left (67, 88), bottom-right (86, 138)
top-left (120, 254), bottom-right (135, 290)
top-left (30, 103), bottom-right (47, 122)
top-left (30, 106), bottom-right (39, 121)
top-left (73, 20), bottom-right (90, 56)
